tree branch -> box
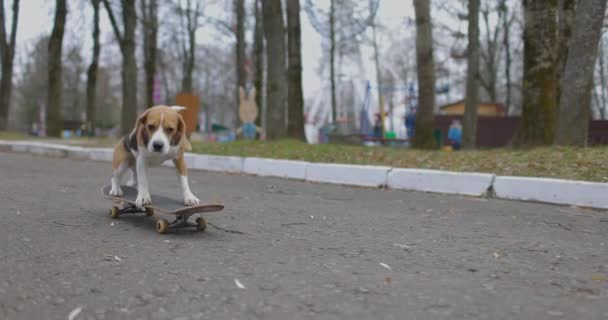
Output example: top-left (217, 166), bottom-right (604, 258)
top-left (102, 0), bottom-right (124, 48)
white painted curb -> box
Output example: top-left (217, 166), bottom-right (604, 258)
top-left (306, 162), bottom-right (390, 188)
top-left (244, 157), bottom-right (308, 180)
top-left (87, 148), bottom-right (113, 162)
top-left (493, 176), bottom-right (608, 209)
top-left (388, 169), bottom-right (495, 197)
top-left (190, 154), bottom-right (244, 173)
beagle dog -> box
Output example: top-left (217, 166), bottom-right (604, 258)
top-left (109, 105), bottom-right (200, 207)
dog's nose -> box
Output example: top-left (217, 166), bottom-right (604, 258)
top-left (152, 141), bottom-right (164, 152)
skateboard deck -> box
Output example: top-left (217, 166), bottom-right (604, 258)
top-left (103, 185), bottom-right (224, 234)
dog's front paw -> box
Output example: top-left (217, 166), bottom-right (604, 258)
top-left (184, 193), bottom-right (200, 206)
top-left (109, 186), bottom-right (124, 197)
top-left (135, 192), bottom-right (152, 208)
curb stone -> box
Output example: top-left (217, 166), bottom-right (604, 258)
top-left (493, 176), bottom-right (608, 209)
top-left (243, 157), bottom-right (308, 180)
top-left (306, 162), bottom-right (390, 188)
top-left (388, 169), bottom-right (495, 197)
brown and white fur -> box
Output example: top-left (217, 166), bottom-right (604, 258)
top-left (109, 105), bottom-right (200, 208)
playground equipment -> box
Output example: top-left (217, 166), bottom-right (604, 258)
top-left (360, 81), bottom-right (417, 143)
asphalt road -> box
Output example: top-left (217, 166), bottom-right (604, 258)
top-left (0, 151), bottom-right (607, 320)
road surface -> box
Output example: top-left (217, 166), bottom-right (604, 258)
top-left (0, 152), bottom-right (606, 320)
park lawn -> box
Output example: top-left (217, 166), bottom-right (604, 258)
top-left (191, 140), bottom-right (608, 183)
top-left (2, 131), bottom-right (607, 182)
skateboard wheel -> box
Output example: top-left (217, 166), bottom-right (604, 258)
top-left (110, 206), bottom-right (120, 219)
top-left (156, 219), bottom-right (169, 234)
top-left (195, 217), bottom-right (207, 232)
top-left (145, 207), bottom-right (154, 216)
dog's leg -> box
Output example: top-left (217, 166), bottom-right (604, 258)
top-left (135, 155), bottom-right (152, 207)
top-left (173, 157), bottom-right (200, 206)
top-left (110, 162), bottom-right (128, 196)
top-left (126, 166), bottom-right (138, 187)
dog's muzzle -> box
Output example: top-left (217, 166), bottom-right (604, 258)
top-left (152, 141), bottom-right (164, 152)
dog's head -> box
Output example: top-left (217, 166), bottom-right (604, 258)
top-left (135, 105), bottom-right (189, 154)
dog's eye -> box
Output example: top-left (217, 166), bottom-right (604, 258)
top-left (166, 127), bottom-right (174, 133)
top-left (147, 124), bottom-right (156, 131)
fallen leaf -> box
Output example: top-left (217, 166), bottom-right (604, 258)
top-left (379, 262), bottom-right (392, 270)
top-left (68, 306), bottom-right (82, 320)
top-left (235, 279), bottom-right (246, 289)
top-left (591, 275), bottom-right (606, 281)
top-left (493, 252), bottom-right (501, 259)
top-left (384, 277), bottom-right (391, 285)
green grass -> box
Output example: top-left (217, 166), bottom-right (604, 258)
top-left (191, 139), bottom-right (608, 183)
top-left (0, 131), bottom-right (30, 140)
top-left (3, 130), bottom-right (607, 182)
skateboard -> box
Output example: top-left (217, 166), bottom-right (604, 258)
top-left (102, 185), bottom-right (224, 234)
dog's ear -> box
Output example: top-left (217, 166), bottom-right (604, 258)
top-left (135, 110), bottom-right (150, 148)
top-left (172, 113), bottom-right (192, 151)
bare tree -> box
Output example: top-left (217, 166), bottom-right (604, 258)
top-left (0, 0), bottom-right (20, 130)
top-left (103, 0), bottom-right (138, 135)
top-left (175, 0), bottom-right (202, 94)
top-left (516, 0), bottom-right (558, 146)
top-left (555, 0), bottom-right (607, 146)
top-left (479, 2), bottom-right (500, 102)
top-left (262, 0), bottom-right (287, 139)
top-left (141, 0), bottom-right (158, 108)
top-left (46, 0), bottom-right (67, 137)
top-left (556, 0), bottom-right (575, 106)
top-left (463, 0), bottom-right (480, 149)
top-left (86, 0), bottom-right (101, 135)
top-left (286, 0), bottom-right (305, 140)
top-left (329, 0), bottom-right (336, 124)
top-left (253, 0), bottom-right (263, 128)
top-left (413, 0), bottom-right (437, 149)
top-left (234, 0), bottom-right (246, 129)
top-left (498, 0), bottom-right (515, 114)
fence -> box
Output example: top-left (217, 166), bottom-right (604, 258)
top-left (434, 116), bottom-right (608, 148)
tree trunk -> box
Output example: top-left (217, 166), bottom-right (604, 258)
top-left (412, 0), bottom-right (437, 149)
top-left (181, 33), bottom-right (195, 93)
top-left (86, 0), bottom-right (100, 136)
top-left (235, 0), bottom-right (246, 130)
top-left (261, 0), bottom-right (287, 139)
top-left (555, 0), bottom-right (607, 146)
top-left (46, 0), bottom-right (67, 137)
top-left (516, 0), bottom-right (558, 146)
top-left (253, 0), bottom-right (263, 128)
top-left (329, 0), bottom-right (337, 124)
top-left (103, 0), bottom-right (138, 135)
top-left (286, 0), bottom-right (305, 140)
top-left (598, 39), bottom-right (607, 120)
top-left (499, 0), bottom-right (512, 114)
top-left (463, 0), bottom-right (480, 149)
top-left (121, 0), bottom-right (137, 135)
top-left (371, 13), bottom-right (383, 135)
top-left (0, 0), bottom-right (20, 130)
top-left (556, 0), bottom-right (575, 107)
top-left (142, 0), bottom-right (158, 109)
